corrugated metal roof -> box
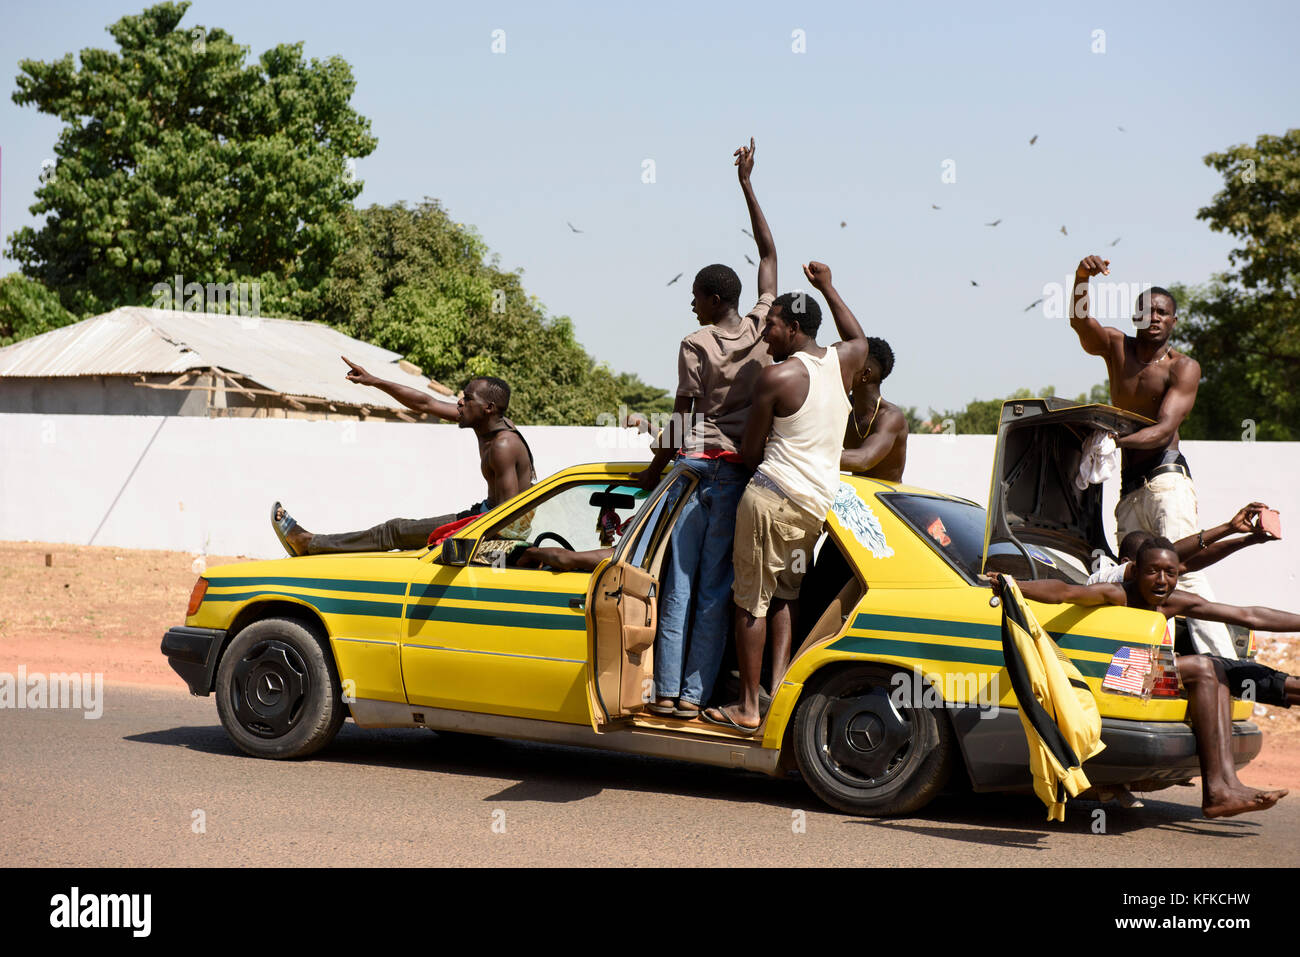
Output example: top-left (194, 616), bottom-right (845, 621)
top-left (0, 307), bottom-right (445, 412)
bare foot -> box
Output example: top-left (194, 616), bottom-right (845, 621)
top-left (1203, 787), bottom-right (1288, 819)
top-left (702, 702), bottom-right (761, 731)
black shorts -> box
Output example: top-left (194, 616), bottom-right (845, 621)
top-left (1172, 620), bottom-right (1292, 707)
top-left (1213, 657), bottom-right (1292, 708)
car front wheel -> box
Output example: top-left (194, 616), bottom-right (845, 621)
top-left (793, 664), bottom-right (955, 816)
top-left (215, 617), bottom-right (345, 759)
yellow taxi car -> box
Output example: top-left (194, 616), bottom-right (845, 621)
top-left (162, 398), bottom-right (1260, 816)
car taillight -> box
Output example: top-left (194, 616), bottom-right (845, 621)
top-left (187, 578), bottom-right (208, 617)
top-left (1148, 645), bottom-right (1180, 698)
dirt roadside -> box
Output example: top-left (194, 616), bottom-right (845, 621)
top-left (2, 540), bottom-right (1297, 791)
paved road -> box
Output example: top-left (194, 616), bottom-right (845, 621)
top-left (2, 683), bottom-right (1295, 867)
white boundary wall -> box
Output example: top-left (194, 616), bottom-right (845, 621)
top-left (1, 413), bottom-right (1296, 607)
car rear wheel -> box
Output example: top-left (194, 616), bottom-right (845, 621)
top-left (215, 617), bottom-right (345, 759)
top-left (793, 664), bottom-right (955, 816)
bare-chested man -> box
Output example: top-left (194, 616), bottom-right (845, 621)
top-left (1070, 255), bottom-right (1234, 658)
top-left (990, 537), bottom-right (1294, 818)
top-left (841, 337), bottom-right (907, 481)
top-left (271, 358), bottom-right (535, 555)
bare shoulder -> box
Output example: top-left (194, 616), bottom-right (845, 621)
top-left (488, 428), bottom-right (528, 458)
top-left (756, 357), bottom-right (803, 396)
top-left (1097, 324), bottom-right (1125, 351)
top-left (879, 402), bottom-right (909, 433)
top-left (761, 358), bottom-right (801, 382)
top-left (1169, 350), bottom-right (1201, 379)
top-left (832, 338), bottom-right (868, 359)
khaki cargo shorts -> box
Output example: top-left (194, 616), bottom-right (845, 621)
top-left (731, 480), bottom-right (823, 617)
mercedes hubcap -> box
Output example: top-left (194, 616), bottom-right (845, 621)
top-left (231, 640), bottom-right (310, 738)
top-left (823, 687), bottom-right (915, 784)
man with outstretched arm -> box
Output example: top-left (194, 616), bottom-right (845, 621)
top-left (1088, 502), bottom-right (1273, 586)
top-left (1070, 255), bottom-right (1234, 659)
top-left (638, 138), bottom-right (779, 720)
top-left (271, 359), bottom-right (535, 555)
top-left (703, 261), bottom-right (868, 732)
top-left (989, 537), bottom-right (1295, 818)
top-left (840, 336), bottom-right (908, 481)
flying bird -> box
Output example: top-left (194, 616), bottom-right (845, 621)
top-left (1029, 134), bottom-right (1038, 146)
top-left (1109, 236), bottom-right (1122, 247)
top-left (566, 221), bottom-right (583, 233)
top-left (970, 280), bottom-right (979, 287)
top-left (931, 204), bottom-right (941, 210)
top-left (1023, 298), bottom-right (1044, 312)
top-left (1060, 225), bottom-right (1068, 236)
top-left (741, 227), bottom-right (753, 238)
top-left (744, 254), bottom-right (756, 266)
top-left (840, 221), bottom-right (847, 228)
top-left (985, 219), bottom-right (1002, 227)
top-left (1117, 125), bottom-right (1126, 133)
top-left (666, 273), bottom-right (683, 286)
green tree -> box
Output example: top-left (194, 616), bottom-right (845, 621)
top-left (1171, 129), bottom-right (1300, 440)
top-left (901, 406), bottom-right (926, 434)
top-left (614, 371), bottom-right (675, 416)
top-left (923, 383), bottom-right (1108, 434)
top-left (1080, 381), bottom-right (1110, 405)
top-left (0, 274), bottom-right (77, 347)
top-left (7, 2), bottom-right (375, 318)
top-left (321, 200), bottom-right (624, 425)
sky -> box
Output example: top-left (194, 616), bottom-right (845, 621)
top-left (2, 0), bottom-right (1298, 413)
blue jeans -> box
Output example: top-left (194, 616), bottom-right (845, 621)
top-left (654, 458), bottom-right (751, 706)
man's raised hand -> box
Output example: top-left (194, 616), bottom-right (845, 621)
top-left (1075, 255), bottom-right (1110, 279)
top-left (1229, 501), bottom-right (1269, 535)
top-left (803, 260), bottom-right (832, 291)
top-left (734, 137), bottom-right (755, 182)
top-left (342, 356), bottom-right (375, 387)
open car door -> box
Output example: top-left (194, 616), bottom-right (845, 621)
top-left (585, 466), bottom-right (699, 732)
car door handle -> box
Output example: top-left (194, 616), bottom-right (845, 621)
top-left (569, 597), bottom-right (586, 611)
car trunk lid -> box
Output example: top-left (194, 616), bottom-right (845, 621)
top-left (981, 397), bottom-right (1153, 577)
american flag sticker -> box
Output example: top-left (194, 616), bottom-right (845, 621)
top-left (1103, 646), bottom-right (1152, 696)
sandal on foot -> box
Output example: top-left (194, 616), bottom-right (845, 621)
top-left (701, 704), bottom-right (760, 735)
top-left (646, 700), bottom-right (678, 717)
top-left (271, 501), bottom-right (305, 557)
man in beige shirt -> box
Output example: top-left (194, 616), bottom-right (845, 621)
top-left (704, 262), bottom-right (868, 733)
top-left (637, 138), bottom-right (778, 719)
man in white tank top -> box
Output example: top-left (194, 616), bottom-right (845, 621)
top-left (703, 262), bottom-right (869, 733)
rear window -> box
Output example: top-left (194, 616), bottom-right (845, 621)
top-left (881, 492), bottom-right (1089, 584)
top-left (881, 493), bottom-right (988, 582)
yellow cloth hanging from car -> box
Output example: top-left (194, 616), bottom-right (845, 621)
top-left (999, 577), bottom-right (1105, 821)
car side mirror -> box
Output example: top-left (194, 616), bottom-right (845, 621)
top-left (438, 538), bottom-right (476, 566)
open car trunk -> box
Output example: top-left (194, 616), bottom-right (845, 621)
top-left (982, 398), bottom-right (1153, 581)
